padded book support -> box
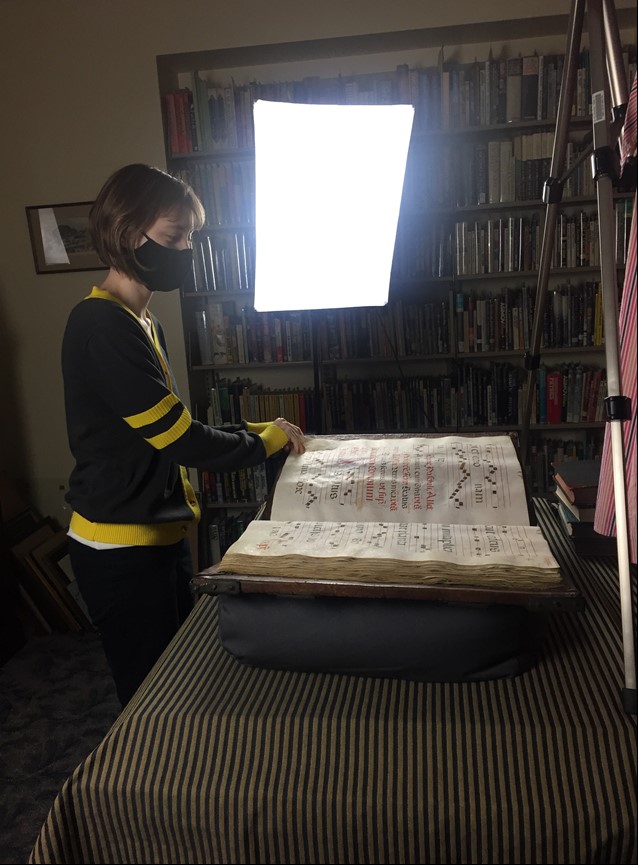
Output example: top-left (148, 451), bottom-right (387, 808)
top-left (219, 593), bottom-right (543, 682)
top-left (208, 435), bottom-right (577, 681)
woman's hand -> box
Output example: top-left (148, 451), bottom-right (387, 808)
top-left (272, 418), bottom-right (306, 454)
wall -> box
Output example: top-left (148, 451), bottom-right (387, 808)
top-left (0, 0), bottom-right (635, 523)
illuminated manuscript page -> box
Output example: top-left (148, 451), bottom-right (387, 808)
top-left (220, 519), bottom-right (560, 587)
top-left (270, 436), bottom-right (530, 526)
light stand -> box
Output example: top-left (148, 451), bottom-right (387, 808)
top-left (520, 0), bottom-right (636, 714)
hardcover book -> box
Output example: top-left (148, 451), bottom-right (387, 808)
top-left (553, 459), bottom-right (601, 507)
top-left (553, 484), bottom-right (596, 522)
top-left (219, 435), bottom-right (562, 591)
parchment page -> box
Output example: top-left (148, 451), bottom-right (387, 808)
top-left (271, 436), bottom-right (530, 526)
top-left (223, 519), bottom-right (558, 571)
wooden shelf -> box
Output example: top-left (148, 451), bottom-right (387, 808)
top-left (156, 10), bottom-right (635, 75)
top-left (192, 361), bottom-right (314, 371)
top-left (162, 21), bottom-right (633, 545)
top-left (418, 192), bottom-right (633, 218)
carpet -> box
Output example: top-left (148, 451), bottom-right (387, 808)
top-left (0, 631), bottom-right (119, 864)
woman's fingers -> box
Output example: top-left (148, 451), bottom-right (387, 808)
top-left (272, 418), bottom-right (306, 454)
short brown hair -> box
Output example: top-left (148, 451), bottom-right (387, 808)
top-left (89, 164), bottom-right (206, 279)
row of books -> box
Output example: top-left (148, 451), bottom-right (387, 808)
top-left (457, 364), bottom-right (525, 428)
top-left (395, 212), bottom-right (591, 281)
top-left (174, 161), bottom-right (255, 227)
top-left (183, 206), bottom-right (630, 299)
top-left (185, 206), bottom-right (627, 299)
top-left (454, 281), bottom-right (606, 353)
top-left (203, 362), bottom-right (605, 436)
top-left (184, 217), bottom-right (616, 299)
top-left (320, 364), bottom-right (607, 435)
top-left (458, 361), bottom-right (607, 427)
top-left (538, 363), bottom-right (607, 424)
top-left (201, 463), bottom-right (269, 506)
top-left (207, 378), bottom-right (318, 433)
top-left (540, 282), bottom-right (605, 349)
top-left (205, 512), bottom-right (256, 565)
top-left (162, 49), bottom-right (636, 154)
top-left (171, 133), bottom-right (621, 237)
top-left (195, 301), bottom-right (313, 366)
top-left (173, 133), bottom-right (600, 226)
top-left (452, 209), bottom-right (607, 277)
top-left (317, 282), bottom-right (605, 361)
top-left (163, 74), bottom-right (255, 154)
top-left (194, 281), bottom-right (606, 369)
top-left (410, 49), bottom-right (613, 131)
top-left (322, 376), bottom-right (457, 434)
top-left (190, 229), bottom-right (255, 293)
top-left (317, 302), bottom-right (451, 360)
top-left (405, 134), bottom-right (595, 211)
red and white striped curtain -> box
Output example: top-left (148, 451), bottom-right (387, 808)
top-left (594, 73), bottom-right (637, 563)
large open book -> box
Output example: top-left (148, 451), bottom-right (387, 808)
top-left (219, 435), bottom-right (563, 593)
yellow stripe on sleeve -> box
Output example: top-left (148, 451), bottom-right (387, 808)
top-left (124, 392), bottom-right (181, 429)
top-left (246, 421), bottom-right (271, 433)
top-left (145, 406), bottom-right (192, 449)
top-left (259, 423), bottom-right (288, 457)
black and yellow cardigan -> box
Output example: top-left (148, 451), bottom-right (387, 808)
top-left (61, 287), bottom-right (288, 546)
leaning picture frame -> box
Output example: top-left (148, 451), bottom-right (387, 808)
top-left (28, 530), bottom-right (94, 630)
top-left (25, 201), bottom-right (107, 274)
top-left (10, 521), bottom-right (75, 632)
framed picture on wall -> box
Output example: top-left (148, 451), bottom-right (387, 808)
top-left (25, 201), bottom-right (107, 274)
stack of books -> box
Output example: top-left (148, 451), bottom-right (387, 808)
top-left (552, 460), bottom-right (617, 557)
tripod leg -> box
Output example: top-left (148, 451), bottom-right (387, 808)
top-left (602, 0), bottom-right (629, 121)
top-left (587, 0), bottom-right (636, 715)
top-left (520, 0), bottom-right (586, 466)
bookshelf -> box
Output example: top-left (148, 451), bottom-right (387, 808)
top-left (156, 12), bottom-right (636, 561)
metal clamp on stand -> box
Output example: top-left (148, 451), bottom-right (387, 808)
top-left (190, 572), bottom-right (241, 599)
top-left (523, 351), bottom-right (541, 371)
top-left (604, 395), bottom-right (632, 421)
top-left (542, 176), bottom-right (564, 204)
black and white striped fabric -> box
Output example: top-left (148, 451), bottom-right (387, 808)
top-left (30, 500), bottom-right (637, 864)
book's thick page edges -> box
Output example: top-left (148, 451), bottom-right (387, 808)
top-left (220, 520), bottom-right (561, 585)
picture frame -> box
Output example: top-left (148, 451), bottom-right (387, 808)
top-left (10, 521), bottom-right (74, 631)
top-left (28, 530), bottom-right (94, 630)
top-left (0, 507), bottom-right (42, 547)
top-left (25, 201), bottom-right (107, 274)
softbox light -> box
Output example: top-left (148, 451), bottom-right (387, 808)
top-left (253, 99), bottom-right (414, 312)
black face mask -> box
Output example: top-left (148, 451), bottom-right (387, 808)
top-left (133, 235), bottom-right (193, 292)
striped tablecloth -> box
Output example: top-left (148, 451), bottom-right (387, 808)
top-left (30, 500), bottom-right (637, 865)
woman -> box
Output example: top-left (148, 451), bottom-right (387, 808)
top-left (62, 163), bottom-right (305, 705)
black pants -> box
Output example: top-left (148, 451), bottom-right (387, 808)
top-left (68, 538), bottom-right (194, 707)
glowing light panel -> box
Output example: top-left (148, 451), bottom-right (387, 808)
top-left (253, 100), bottom-right (414, 312)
